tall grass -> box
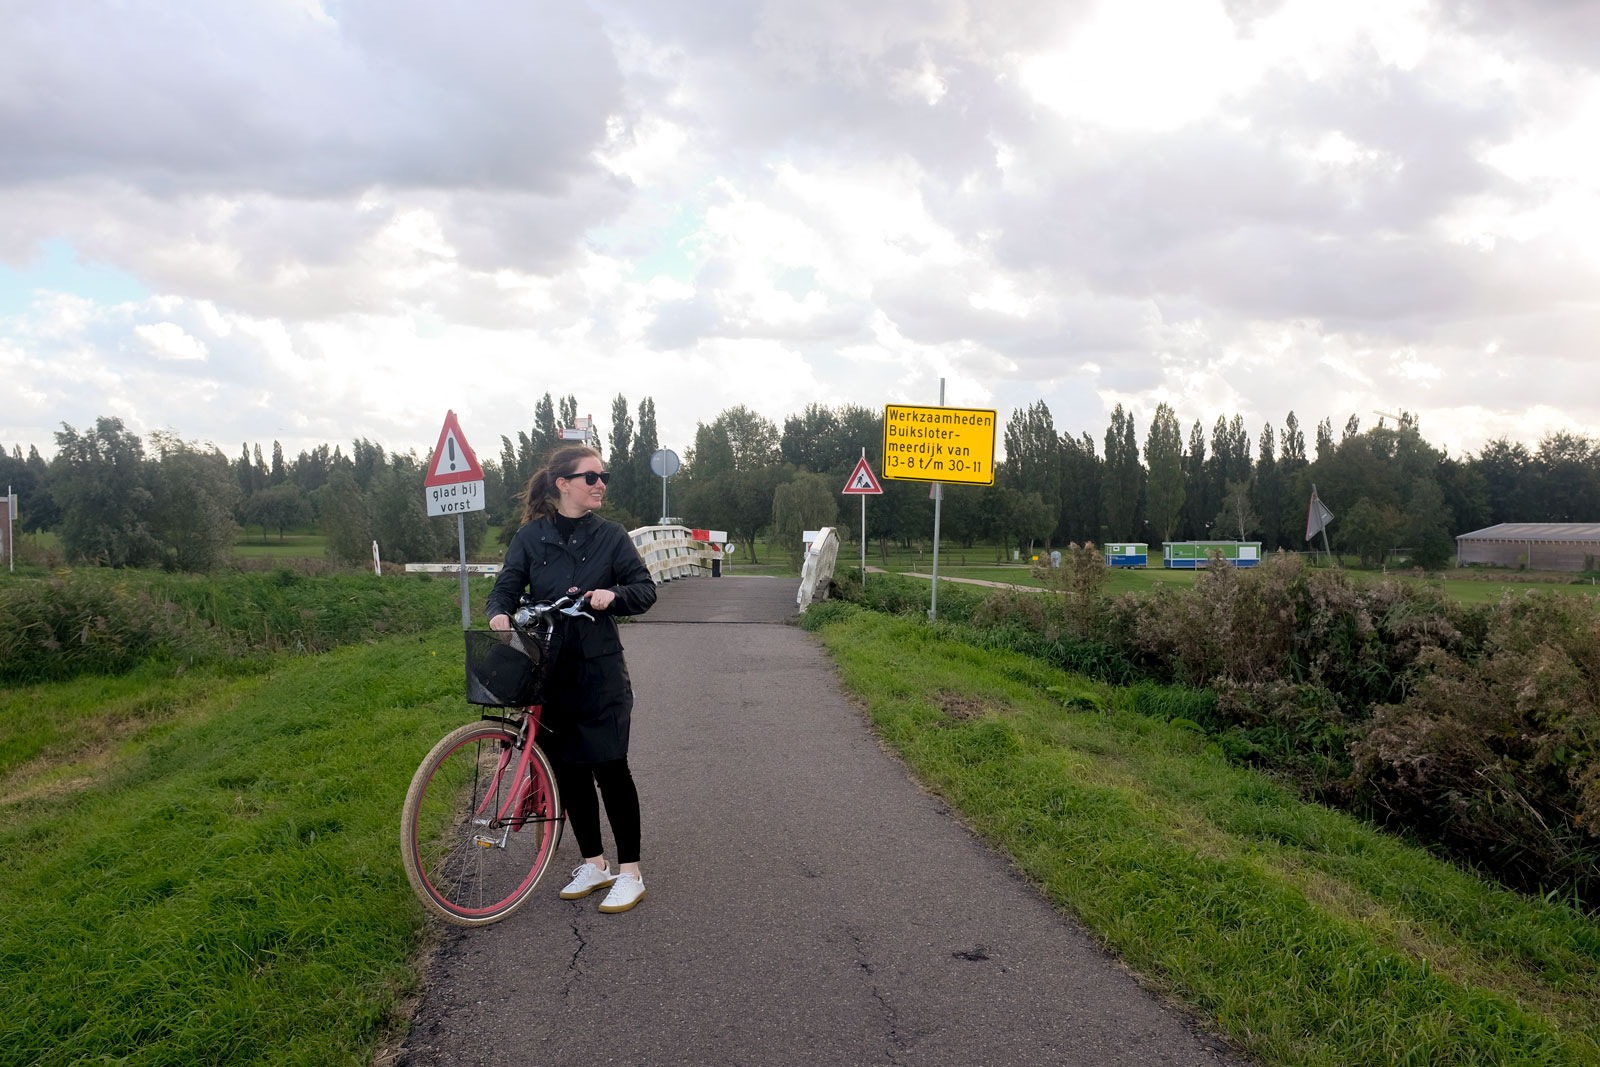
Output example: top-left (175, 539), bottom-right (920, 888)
top-left (0, 569), bottom-right (462, 684)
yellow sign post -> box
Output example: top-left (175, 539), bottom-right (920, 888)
top-left (881, 404), bottom-right (997, 484)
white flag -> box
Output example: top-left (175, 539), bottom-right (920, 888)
top-left (1306, 485), bottom-right (1334, 541)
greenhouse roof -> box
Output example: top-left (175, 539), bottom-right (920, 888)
top-left (1456, 523), bottom-right (1600, 543)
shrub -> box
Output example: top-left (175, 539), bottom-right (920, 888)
top-left (1352, 592), bottom-right (1600, 900)
top-left (838, 553), bottom-right (1600, 906)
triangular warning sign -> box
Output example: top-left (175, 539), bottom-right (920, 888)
top-left (424, 410), bottom-right (485, 487)
top-left (841, 456), bottom-right (884, 495)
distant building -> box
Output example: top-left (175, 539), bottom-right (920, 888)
top-left (1161, 541), bottom-right (1260, 569)
top-left (1455, 523), bottom-right (1600, 571)
top-left (1104, 542), bottom-right (1147, 568)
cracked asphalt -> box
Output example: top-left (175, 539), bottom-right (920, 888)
top-left (396, 577), bottom-right (1250, 1067)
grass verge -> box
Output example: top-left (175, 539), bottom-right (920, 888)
top-left (802, 603), bottom-right (1600, 1067)
top-left (0, 627), bottom-right (470, 1066)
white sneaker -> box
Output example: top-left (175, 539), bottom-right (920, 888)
top-left (559, 863), bottom-right (616, 900)
top-left (597, 872), bottom-right (645, 913)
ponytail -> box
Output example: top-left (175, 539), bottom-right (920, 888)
top-left (517, 445), bottom-right (602, 525)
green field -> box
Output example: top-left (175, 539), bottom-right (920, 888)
top-left (0, 629), bottom-right (467, 1066)
top-left (231, 532), bottom-right (328, 559)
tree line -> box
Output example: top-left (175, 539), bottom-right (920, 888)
top-left (4, 397), bottom-right (1595, 572)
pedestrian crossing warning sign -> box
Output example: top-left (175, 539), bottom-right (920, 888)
top-left (841, 456), bottom-right (884, 495)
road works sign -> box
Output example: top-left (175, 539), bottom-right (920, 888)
top-left (841, 456), bottom-right (883, 495)
top-left (881, 404), bottom-right (997, 485)
top-left (424, 410), bottom-right (486, 516)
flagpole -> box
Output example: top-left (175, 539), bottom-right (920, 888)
top-left (1309, 483), bottom-right (1335, 565)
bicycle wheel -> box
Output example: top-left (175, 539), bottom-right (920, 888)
top-left (401, 721), bottom-right (563, 926)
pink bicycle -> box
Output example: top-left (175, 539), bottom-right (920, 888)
top-left (400, 596), bottom-right (592, 926)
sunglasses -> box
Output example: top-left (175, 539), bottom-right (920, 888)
top-left (561, 470), bottom-right (611, 486)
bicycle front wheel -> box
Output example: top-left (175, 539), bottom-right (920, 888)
top-left (401, 721), bottom-right (563, 927)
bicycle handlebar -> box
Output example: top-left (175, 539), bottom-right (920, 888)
top-left (511, 595), bottom-right (595, 630)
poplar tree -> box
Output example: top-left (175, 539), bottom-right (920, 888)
top-left (1143, 403), bottom-right (1185, 542)
top-left (1002, 401), bottom-right (1061, 542)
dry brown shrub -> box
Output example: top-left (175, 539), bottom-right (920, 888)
top-left (1031, 542), bottom-right (1109, 638)
top-left (1352, 593), bottom-right (1600, 893)
top-left (973, 589), bottom-right (1047, 633)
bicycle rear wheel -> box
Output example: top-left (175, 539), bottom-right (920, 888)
top-left (401, 721), bottom-right (563, 926)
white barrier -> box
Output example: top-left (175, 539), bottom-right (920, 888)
top-left (404, 562), bottom-right (502, 577)
top-left (403, 526), bottom-right (723, 586)
top-left (629, 525), bottom-right (725, 584)
top-left (797, 527), bottom-right (840, 610)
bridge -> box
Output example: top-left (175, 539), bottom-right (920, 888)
top-left (395, 575), bottom-right (1245, 1066)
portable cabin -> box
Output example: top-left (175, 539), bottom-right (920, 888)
top-left (1104, 542), bottom-right (1148, 568)
top-left (1162, 541), bottom-right (1261, 569)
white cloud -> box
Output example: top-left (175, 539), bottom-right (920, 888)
top-left (134, 321), bottom-right (208, 362)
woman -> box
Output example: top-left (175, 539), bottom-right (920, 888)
top-left (486, 444), bottom-right (657, 913)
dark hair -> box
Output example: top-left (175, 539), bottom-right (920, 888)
top-left (518, 445), bottom-right (603, 524)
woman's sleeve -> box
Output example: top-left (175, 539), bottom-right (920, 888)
top-left (604, 525), bottom-right (658, 617)
top-left (484, 533), bottom-right (530, 622)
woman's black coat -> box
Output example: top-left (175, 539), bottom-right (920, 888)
top-left (485, 512), bottom-right (657, 764)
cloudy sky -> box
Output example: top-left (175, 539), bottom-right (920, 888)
top-left (2, 0), bottom-right (1597, 465)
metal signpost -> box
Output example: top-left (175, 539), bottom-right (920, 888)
top-left (649, 448), bottom-right (680, 523)
top-left (3, 486), bottom-right (13, 573)
top-left (840, 450), bottom-right (883, 586)
top-left (880, 383), bottom-right (997, 620)
top-left (423, 410), bottom-right (487, 629)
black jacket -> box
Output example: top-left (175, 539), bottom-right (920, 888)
top-left (485, 512), bottom-right (657, 763)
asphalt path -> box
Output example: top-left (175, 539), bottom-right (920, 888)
top-left (397, 576), bottom-right (1247, 1067)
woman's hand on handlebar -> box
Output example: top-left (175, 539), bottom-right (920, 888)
top-left (585, 589), bottom-right (615, 611)
top-left (489, 613), bottom-right (512, 631)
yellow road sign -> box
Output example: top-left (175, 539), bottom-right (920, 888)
top-left (881, 404), bottom-right (997, 485)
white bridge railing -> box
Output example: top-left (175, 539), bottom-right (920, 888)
top-left (403, 524), bottom-right (727, 586)
top-left (797, 527), bottom-right (840, 610)
top-left (629, 525), bottom-right (725, 583)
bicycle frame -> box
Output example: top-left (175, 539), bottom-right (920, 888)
top-left (472, 703), bottom-right (549, 843)
top-left (470, 593), bottom-right (591, 839)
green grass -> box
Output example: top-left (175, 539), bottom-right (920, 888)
top-left (0, 627), bottom-right (469, 1066)
top-left (232, 532), bottom-right (328, 559)
top-left (802, 604), bottom-right (1600, 1066)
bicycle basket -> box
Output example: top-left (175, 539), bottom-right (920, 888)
top-left (464, 629), bottom-right (547, 707)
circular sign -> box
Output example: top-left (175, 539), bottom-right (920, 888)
top-left (649, 448), bottom-right (681, 479)
top-left (723, 542), bottom-right (737, 555)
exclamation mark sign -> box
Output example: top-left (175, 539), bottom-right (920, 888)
top-left (448, 438), bottom-right (457, 471)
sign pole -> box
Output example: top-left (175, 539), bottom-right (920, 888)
top-left (457, 513), bottom-right (470, 630)
top-left (6, 485), bottom-right (12, 573)
top-left (929, 379), bottom-right (944, 621)
top-left (860, 450), bottom-right (867, 586)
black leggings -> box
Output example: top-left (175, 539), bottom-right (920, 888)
top-left (552, 757), bottom-right (641, 865)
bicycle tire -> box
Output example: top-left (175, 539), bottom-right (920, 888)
top-left (401, 720), bottom-right (563, 927)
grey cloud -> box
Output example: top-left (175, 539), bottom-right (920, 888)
top-left (1444, 0), bottom-right (1600, 69)
top-left (0, 0), bottom-right (622, 196)
top-left (645, 295), bottom-right (719, 349)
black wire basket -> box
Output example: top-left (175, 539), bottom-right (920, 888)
top-left (464, 629), bottom-right (548, 708)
